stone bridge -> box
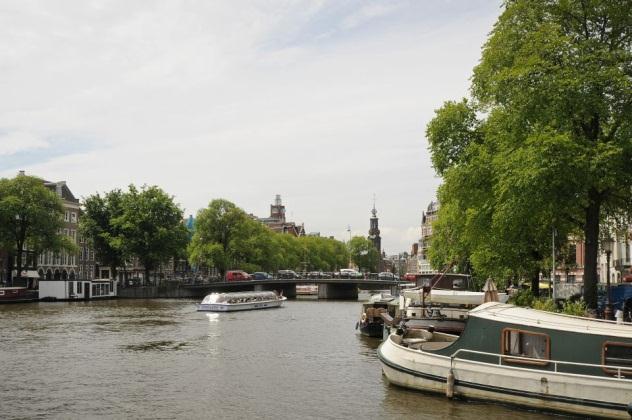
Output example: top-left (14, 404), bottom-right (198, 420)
top-left (119, 278), bottom-right (400, 300)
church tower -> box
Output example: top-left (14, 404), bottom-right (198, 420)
top-left (368, 201), bottom-right (381, 254)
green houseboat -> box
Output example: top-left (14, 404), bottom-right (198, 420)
top-left (378, 302), bottom-right (632, 418)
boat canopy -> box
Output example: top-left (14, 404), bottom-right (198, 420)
top-left (471, 302), bottom-right (632, 338)
top-left (201, 291), bottom-right (278, 304)
top-left (402, 289), bottom-right (508, 305)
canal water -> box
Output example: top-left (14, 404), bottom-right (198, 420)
top-left (0, 299), bottom-right (557, 419)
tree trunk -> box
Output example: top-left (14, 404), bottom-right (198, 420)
top-left (15, 241), bottom-right (24, 288)
top-left (145, 267), bottom-right (150, 286)
top-left (583, 192), bottom-right (601, 309)
top-left (531, 269), bottom-right (540, 298)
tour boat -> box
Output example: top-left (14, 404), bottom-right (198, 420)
top-left (197, 291), bottom-right (286, 312)
top-left (378, 302), bottom-right (632, 418)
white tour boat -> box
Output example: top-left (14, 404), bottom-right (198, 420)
top-left (197, 291), bottom-right (286, 312)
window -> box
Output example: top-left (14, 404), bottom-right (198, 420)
top-left (77, 282), bottom-right (82, 294)
top-left (70, 212), bottom-right (77, 223)
top-left (502, 328), bottom-right (550, 365)
top-left (68, 282), bottom-right (74, 296)
top-left (64, 211), bottom-right (69, 222)
top-left (603, 342), bottom-right (632, 376)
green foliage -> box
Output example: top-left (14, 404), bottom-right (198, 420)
top-left (508, 289), bottom-right (534, 307)
top-left (80, 190), bottom-right (126, 277)
top-left (82, 185), bottom-right (188, 280)
top-left (188, 199), bottom-right (350, 275)
top-left (532, 298), bottom-right (557, 313)
top-left (426, 0), bottom-right (632, 306)
top-left (561, 299), bottom-right (588, 317)
top-left (348, 236), bottom-right (380, 272)
top-left (0, 175), bottom-right (76, 282)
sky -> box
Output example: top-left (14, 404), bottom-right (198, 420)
top-left (0, 0), bottom-right (503, 255)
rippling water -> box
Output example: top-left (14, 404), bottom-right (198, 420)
top-left (0, 300), bottom-right (557, 419)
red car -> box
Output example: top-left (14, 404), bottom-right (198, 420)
top-left (225, 270), bottom-right (251, 282)
top-left (403, 273), bottom-right (418, 282)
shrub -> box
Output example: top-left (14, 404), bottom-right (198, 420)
top-left (532, 298), bottom-right (557, 312)
top-left (561, 299), bottom-right (587, 317)
top-left (508, 288), bottom-right (534, 307)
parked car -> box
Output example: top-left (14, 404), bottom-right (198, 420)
top-left (225, 270), bottom-right (251, 282)
top-left (403, 273), bottom-right (418, 282)
top-left (308, 271), bottom-right (324, 279)
top-left (251, 272), bottom-right (273, 280)
top-left (378, 272), bottom-right (395, 280)
top-left (338, 268), bottom-right (363, 279)
top-left (277, 270), bottom-right (299, 279)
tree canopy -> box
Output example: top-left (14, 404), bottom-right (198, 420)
top-left (81, 185), bottom-right (189, 282)
top-left (188, 199), bottom-right (350, 275)
top-left (0, 175), bottom-right (75, 284)
top-left (427, 0), bottom-right (632, 306)
top-left (80, 189), bottom-right (126, 278)
top-left (348, 236), bottom-right (380, 273)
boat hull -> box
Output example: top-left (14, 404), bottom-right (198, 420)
top-left (358, 322), bottom-right (383, 338)
top-left (378, 335), bottom-right (632, 419)
top-left (198, 298), bottom-right (286, 312)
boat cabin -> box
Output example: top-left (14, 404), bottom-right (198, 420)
top-left (426, 302), bottom-right (632, 377)
top-left (39, 279), bottom-right (117, 301)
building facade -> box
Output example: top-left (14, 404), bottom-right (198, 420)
top-left (259, 195), bottom-right (305, 236)
top-left (418, 200), bottom-right (439, 274)
top-left (35, 178), bottom-right (84, 283)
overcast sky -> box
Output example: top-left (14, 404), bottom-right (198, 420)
top-left (0, 0), bottom-right (502, 255)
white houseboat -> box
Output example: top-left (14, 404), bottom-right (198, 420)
top-left (39, 279), bottom-right (117, 301)
top-left (378, 302), bottom-right (632, 418)
top-left (198, 291), bottom-right (286, 312)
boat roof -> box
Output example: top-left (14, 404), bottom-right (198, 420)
top-left (470, 302), bottom-right (632, 338)
top-left (205, 291), bottom-right (278, 299)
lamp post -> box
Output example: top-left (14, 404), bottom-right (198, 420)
top-left (602, 236), bottom-right (614, 320)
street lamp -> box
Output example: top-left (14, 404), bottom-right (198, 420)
top-left (602, 236), bottom-right (615, 320)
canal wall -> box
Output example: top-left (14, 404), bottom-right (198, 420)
top-left (118, 285), bottom-right (204, 299)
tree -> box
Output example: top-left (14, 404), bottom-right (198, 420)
top-left (427, 1), bottom-right (632, 306)
top-left (80, 190), bottom-right (126, 279)
top-left (348, 236), bottom-right (380, 273)
top-left (188, 199), bottom-right (253, 276)
top-left (115, 185), bottom-right (188, 283)
top-left (0, 175), bottom-right (75, 285)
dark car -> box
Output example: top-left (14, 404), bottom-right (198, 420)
top-left (378, 272), bottom-right (395, 280)
top-left (251, 272), bottom-right (273, 280)
top-left (277, 270), bottom-right (299, 279)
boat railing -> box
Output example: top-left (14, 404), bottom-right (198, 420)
top-left (449, 348), bottom-right (632, 380)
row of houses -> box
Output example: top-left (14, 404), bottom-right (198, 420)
top-left (0, 172), bottom-right (189, 299)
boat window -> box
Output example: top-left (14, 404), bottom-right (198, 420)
top-left (502, 328), bottom-right (550, 366)
top-left (602, 342), bottom-right (632, 376)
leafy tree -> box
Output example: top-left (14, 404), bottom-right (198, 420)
top-left (116, 185), bottom-right (188, 283)
top-left (427, 0), bottom-right (632, 306)
top-left (0, 175), bottom-right (75, 285)
top-left (80, 190), bottom-right (126, 279)
top-left (188, 199), bottom-right (252, 276)
top-left (348, 236), bottom-right (380, 272)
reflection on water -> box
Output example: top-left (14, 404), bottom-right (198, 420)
top-left (0, 300), bottom-right (555, 419)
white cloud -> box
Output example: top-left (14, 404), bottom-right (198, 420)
top-left (0, 131), bottom-right (49, 156)
top-left (0, 0), bottom-right (502, 252)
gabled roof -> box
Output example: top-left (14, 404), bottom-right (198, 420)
top-left (470, 302), bottom-right (632, 338)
